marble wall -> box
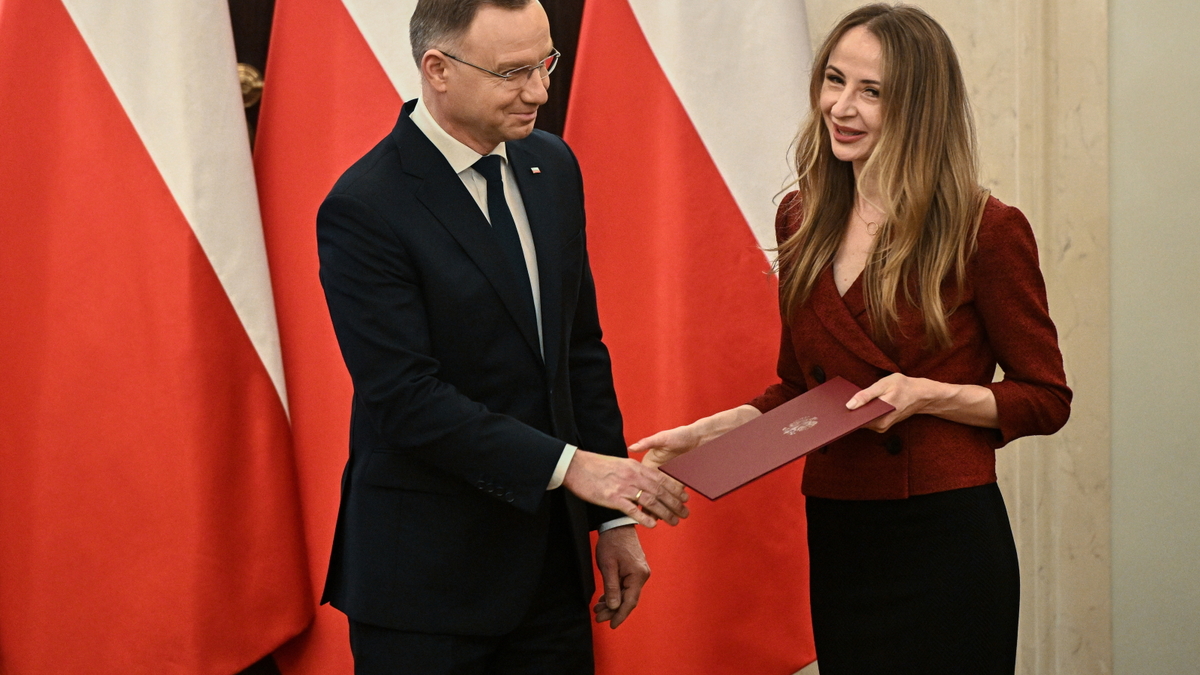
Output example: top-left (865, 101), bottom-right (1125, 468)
top-left (800, 1), bottom-right (1113, 672)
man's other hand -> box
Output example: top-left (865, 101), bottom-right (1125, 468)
top-left (593, 525), bottom-right (649, 629)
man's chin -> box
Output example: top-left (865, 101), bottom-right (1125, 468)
top-left (506, 115), bottom-right (539, 139)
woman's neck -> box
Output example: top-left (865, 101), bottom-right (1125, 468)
top-left (852, 163), bottom-right (883, 211)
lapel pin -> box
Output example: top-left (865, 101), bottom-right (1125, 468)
top-left (530, 167), bottom-right (541, 174)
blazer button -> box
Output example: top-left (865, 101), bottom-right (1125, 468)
top-left (884, 435), bottom-right (903, 455)
top-left (505, 493), bottom-right (515, 503)
top-left (811, 365), bottom-right (826, 384)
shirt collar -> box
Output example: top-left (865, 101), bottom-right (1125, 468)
top-left (411, 97), bottom-right (507, 174)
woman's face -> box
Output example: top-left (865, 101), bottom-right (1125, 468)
top-left (820, 25), bottom-right (884, 173)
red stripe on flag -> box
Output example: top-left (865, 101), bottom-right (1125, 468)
top-left (0, 1), bottom-right (310, 672)
top-left (565, 1), bottom-right (816, 672)
top-left (254, 1), bottom-right (401, 672)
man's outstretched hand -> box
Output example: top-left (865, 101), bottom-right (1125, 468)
top-left (562, 450), bottom-right (689, 528)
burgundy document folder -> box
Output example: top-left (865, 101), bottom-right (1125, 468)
top-left (659, 377), bottom-right (894, 499)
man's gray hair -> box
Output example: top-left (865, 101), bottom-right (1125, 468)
top-left (410, 0), bottom-right (534, 65)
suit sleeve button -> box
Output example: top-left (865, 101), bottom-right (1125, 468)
top-left (505, 493), bottom-right (515, 503)
top-left (885, 436), bottom-right (903, 455)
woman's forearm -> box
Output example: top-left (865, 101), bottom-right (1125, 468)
top-left (923, 381), bottom-right (999, 428)
top-left (690, 404), bottom-right (763, 443)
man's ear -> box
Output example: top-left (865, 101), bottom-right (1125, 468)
top-left (421, 49), bottom-right (451, 93)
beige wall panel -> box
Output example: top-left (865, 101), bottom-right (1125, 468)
top-left (1109, 1), bottom-right (1200, 673)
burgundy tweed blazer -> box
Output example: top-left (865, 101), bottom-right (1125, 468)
top-left (750, 192), bottom-right (1071, 500)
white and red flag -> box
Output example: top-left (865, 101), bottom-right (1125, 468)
top-left (253, 1), bottom-right (417, 672)
top-left (564, 1), bottom-right (817, 672)
top-left (0, 0), bottom-right (311, 672)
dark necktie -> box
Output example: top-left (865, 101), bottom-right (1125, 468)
top-left (472, 154), bottom-right (537, 317)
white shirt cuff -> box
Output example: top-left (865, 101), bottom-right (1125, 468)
top-left (548, 446), bottom-right (636, 532)
top-left (547, 444), bottom-right (576, 490)
top-left (598, 518), bottom-right (637, 532)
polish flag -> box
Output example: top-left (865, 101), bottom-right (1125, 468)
top-left (0, 1), bottom-right (311, 673)
top-left (563, 1), bottom-right (817, 673)
top-left (253, 1), bottom-right (417, 672)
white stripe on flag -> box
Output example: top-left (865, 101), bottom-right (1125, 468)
top-left (628, 0), bottom-right (812, 262)
top-left (59, 0), bottom-right (289, 412)
top-left (342, 0), bottom-right (422, 101)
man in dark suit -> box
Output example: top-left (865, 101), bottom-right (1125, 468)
top-left (316, 1), bottom-right (690, 672)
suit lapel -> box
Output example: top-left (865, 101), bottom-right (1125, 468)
top-left (810, 266), bottom-right (900, 373)
top-left (393, 109), bottom-right (543, 362)
top-left (508, 141), bottom-right (562, 382)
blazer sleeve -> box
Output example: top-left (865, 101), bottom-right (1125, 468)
top-left (750, 190), bottom-right (810, 413)
top-left (567, 234), bottom-right (625, 455)
top-left (972, 201), bottom-right (1072, 445)
top-left (560, 142), bottom-right (628, 528)
top-left (318, 192), bottom-right (565, 515)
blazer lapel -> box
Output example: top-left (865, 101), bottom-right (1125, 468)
top-left (810, 266), bottom-right (900, 373)
top-left (508, 142), bottom-right (562, 382)
top-left (394, 110), bottom-right (542, 361)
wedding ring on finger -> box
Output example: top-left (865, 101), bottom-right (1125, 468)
top-left (633, 489), bottom-right (644, 504)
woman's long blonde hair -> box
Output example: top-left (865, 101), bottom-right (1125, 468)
top-left (776, 4), bottom-right (984, 349)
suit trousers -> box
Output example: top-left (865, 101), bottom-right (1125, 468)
top-left (348, 490), bottom-right (594, 675)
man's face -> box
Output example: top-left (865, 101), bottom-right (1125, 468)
top-left (440, 2), bottom-right (553, 154)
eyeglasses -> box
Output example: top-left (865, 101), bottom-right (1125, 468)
top-left (440, 49), bottom-right (560, 87)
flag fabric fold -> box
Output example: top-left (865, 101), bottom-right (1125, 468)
top-left (564, 1), bottom-right (817, 673)
top-left (0, 1), bottom-right (311, 672)
top-left (253, 1), bottom-right (415, 672)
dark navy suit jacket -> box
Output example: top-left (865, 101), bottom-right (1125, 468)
top-left (317, 100), bottom-right (625, 635)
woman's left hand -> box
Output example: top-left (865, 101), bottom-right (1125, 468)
top-left (846, 373), bottom-right (948, 432)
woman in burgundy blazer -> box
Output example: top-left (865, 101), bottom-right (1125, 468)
top-left (633, 5), bottom-right (1070, 674)
top-left (749, 190), bottom-right (1071, 502)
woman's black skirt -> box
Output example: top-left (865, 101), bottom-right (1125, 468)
top-left (806, 482), bottom-right (1019, 675)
